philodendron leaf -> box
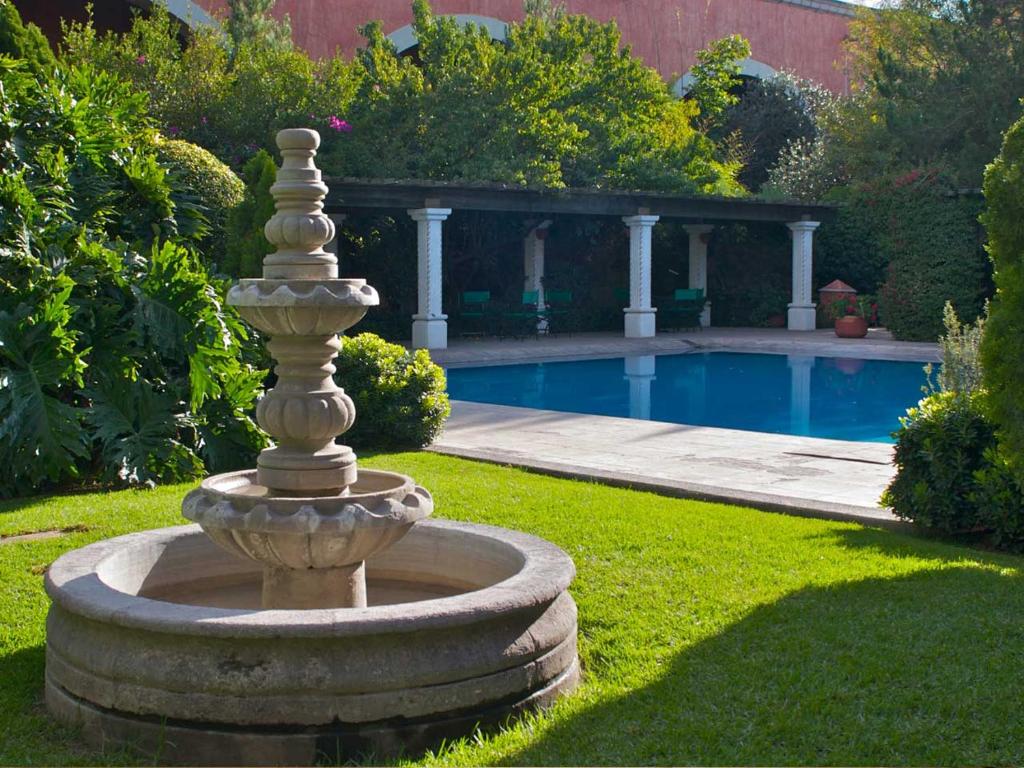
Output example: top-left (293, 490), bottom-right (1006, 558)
top-left (83, 375), bottom-right (204, 485)
top-left (0, 279), bottom-right (89, 495)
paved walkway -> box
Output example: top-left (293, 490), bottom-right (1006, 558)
top-left (432, 327), bottom-right (940, 368)
top-left (428, 327), bottom-right (938, 529)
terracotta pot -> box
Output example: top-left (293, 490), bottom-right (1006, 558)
top-left (767, 313), bottom-right (786, 328)
top-left (834, 315), bottom-right (868, 338)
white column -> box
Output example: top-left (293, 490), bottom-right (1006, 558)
top-left (787, 354), bottom-right (814, 435)
top-left (408, 207), bottom-right (452, 349)
top-left (624, 355), bottom-right (656, 420)
top-left (787, 221), bottom-right (820, 331)
top-left (323, 214), bottom-right (347, 256)
top-left (622, 214), bottom-right (660, 338)
top-left (523, 223), bottom-right (550, 332)
top-left (683, 224), bottom-right (714, 327)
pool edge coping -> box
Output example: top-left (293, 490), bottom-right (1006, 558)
top-left (427, 442), bottom-right (910, 531)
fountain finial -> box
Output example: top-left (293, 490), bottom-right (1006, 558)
top-left (263, 128), bottom-right (336, 280)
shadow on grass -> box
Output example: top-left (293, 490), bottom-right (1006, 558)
top-left (504, 565), bottom-right (1024, 766)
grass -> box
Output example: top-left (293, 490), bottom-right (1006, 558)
top-left (3, 451), bottom-right (1024, 765)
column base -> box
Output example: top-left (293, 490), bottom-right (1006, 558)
top-left (411, 316), bottom-right (448, 349)
top-left (624, 309), bottom-right (656, 338)
top-left (262, 562), bottom-right (366, 609)
top-left (700, 302), bottom-right (711, 328)
top-left (787, 304), bottom-right (817, 331)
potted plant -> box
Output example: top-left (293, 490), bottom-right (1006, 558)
top-left (829, 295), bottom-right (878, 338)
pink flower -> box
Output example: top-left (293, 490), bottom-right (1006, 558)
top-left (167, 125), bottom-right (180, 136)
top-left (201, 116), bottom-right (208, 125)
top-left (328, 115), bottom-right (352, 133)
top-left (136, 55), bottom-right (147, 65)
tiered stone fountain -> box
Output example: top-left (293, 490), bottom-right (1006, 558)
top-left (44, 129), bottom-right (579, 766)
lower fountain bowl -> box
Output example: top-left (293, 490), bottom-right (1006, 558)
top-left (44, 521), bottom-right (578, 766)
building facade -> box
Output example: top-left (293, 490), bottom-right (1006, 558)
top-left (23, 0), bottom-right (857, 93)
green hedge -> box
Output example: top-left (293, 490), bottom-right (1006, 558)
top-left (875, 171), bottom-right (988, 340)
top-left (981, 114), bottom-right (1024, 484)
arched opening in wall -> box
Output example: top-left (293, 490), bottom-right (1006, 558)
top-left (671, 57), bottom-right (778, 98)
top-left (386, 15), bottom-right (509, 63)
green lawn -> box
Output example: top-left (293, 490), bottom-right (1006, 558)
top-left (3, 452), bottom-right (1024, 766)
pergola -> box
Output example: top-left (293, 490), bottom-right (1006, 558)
top-left (323, 178), bottom-right (835, 350)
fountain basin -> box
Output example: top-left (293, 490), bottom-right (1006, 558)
top-left (44, 520), bottom-right (579, 765)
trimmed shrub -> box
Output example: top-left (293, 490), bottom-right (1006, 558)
top-left (981, 113), bottom-right (1024, 484)
top-left (154, 138), bottom-right (245, 267)
top-left (335, 333), bottom-right (450, 450)
top-left (224, 150), bottom-right (276, 277)
top-left (882, 391), bottom-right (996, 533)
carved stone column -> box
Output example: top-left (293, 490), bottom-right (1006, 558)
top-left (787, 220), bottom-right (820, 331)
top-left (622, 214), bottom-right (660, 338)
top-left (523, 222), bottom-right (550, 332)
top-left (409, 207), bottom-right (452, 349)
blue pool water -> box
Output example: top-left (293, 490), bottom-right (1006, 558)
top-left (446, 351), bottom-right (931, 443)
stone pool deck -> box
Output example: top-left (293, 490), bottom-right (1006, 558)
top-left (428, 328), bottom-right (940, 529)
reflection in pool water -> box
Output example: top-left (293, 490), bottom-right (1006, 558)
top-left (445, 351), bottom-right (930, 443)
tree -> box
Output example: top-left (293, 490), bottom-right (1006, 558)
top-left (0, 0), bottom-right (56, 76)
top-left (325, 0), bottom-right (742, 194)
top-left (842, 0), bottom-right (1024, 187)
top-left (226, 0), bottom-right (293, 54)
top-left (981, 113), bottom-right (1024, 484)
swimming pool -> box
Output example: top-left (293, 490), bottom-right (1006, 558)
top-left (445, 351), bottom-right (930, 443)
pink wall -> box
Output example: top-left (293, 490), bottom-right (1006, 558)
top-left (199, 0), bottom-right (852, 92)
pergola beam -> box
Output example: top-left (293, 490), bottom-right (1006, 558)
top-left (324, 178), bottom-right (834, 223)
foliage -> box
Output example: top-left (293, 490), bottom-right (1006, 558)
top-left (153, 137), bottom-right (245, 265)
top-left (981, 112), bottom-right (1024, 485)
top-left (872, 170), bottom-right (987, 340)
top-left (716, 72), bottom-right (833, 191)
top-left (811, 184), bottom-right (888, 294)
top-left (60, 4), bottom-right (359, 168)
top-left (0, 57), bottom-right (265, 496)
top-left (843, 0), bottom-right (1024, 188)
top-left (972, 449), bottom-right (1024, 553)
top-left (224, 149), bottom-right (276, 277)
top-left (0, 0), bottom-right (55, 76)
top-left (827, 294), bottom-right (878, 323)
top-left (924, 301), bottom-right (986, 396)
top-left (882, 391), bottom-right (995, 533)
top-left (225, 0), bottom-right (293, 56)
top-left (321, 0), bottom-right (742, 193)
top-left (686, 34), bottom-right (750, 128)
top-left (335, 333), bottom-right (449, 449)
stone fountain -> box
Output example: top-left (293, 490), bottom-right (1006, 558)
top-left (44, 129), bottom-right (579, 765)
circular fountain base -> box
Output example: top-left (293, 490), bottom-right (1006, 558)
top-left (44, 521), bottom-right (579, 766)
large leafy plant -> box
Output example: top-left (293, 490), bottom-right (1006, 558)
top-left (0, 49), bottom-right (266, 497)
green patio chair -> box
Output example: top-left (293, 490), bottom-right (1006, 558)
top-left (457, 290), bottom-right (493, 337)
top-left (658, 288), bottom-right (705, 331)
top-left (498, 290), bottom-right (544, 340)
top-left (545, 289), bottom-right (579, 335)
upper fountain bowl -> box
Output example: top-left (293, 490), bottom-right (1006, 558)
top-left (182, 468), bottom-right (432, 570)
top-left (228, 278), bottom-right (378, 336)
